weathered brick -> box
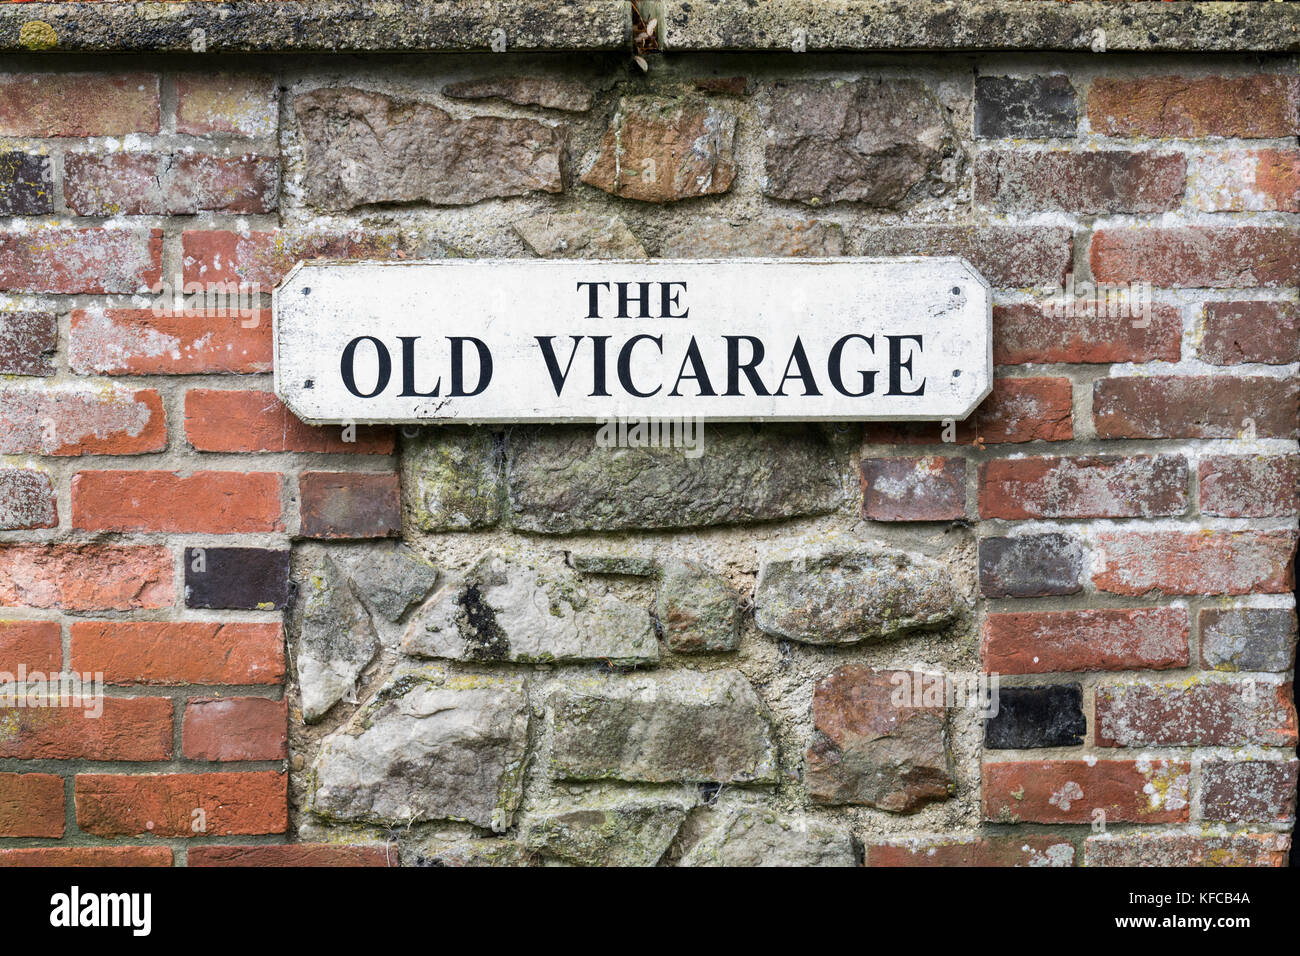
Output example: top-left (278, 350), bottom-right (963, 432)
top-left (0, 227), bottom-right (162, 294)
top-left (983, 760), bottom-right (1189, 824)
top-left (1200, 607), bottom-right (1297, 673)
top-left (298, 471), bottom-right (401, 539)
top-left (184, 547), bottom-right (291, 610)
top-left (174, 73), bottom-right (277, 137)
top-left (0, 620), bottom-right (60, 673)
top-left (1199, 455), bottom-right (1300, 518)
top-left (63, 152), bottom-right (278, 215)
top-left (1088, 74), bottom-right (1300, 139)
top-left (182, 229), bottom-right (405, 290)
top-left (982, 607), bottom-right (1189, 674)
top-left (0, 384), bottom-right (166, 456)
top-left (185, 389), bottom-right (394, 454)
top-left (868, 834), bottom-right (1075, 867)
top-left (0, 310), bottom-right (56, 376)
top-left (0, 151), bottom-right (52, 215)
top-left (857, 226), bottom-right (1072, 287)
top-left (860, 456), bottom-right (966, 521)
top-left (0, 544), bottom-right (172, 610)
top-left (1094, 376), bottom-right (1299, 440)
top-left (1201, 760), bottom-right (1298, 824)
top-left (0, 773), bottom-right (64, 837)
top-left (978, 455), bottom-right (1187, 519)
top-left (865, 377), bottom-right (1073, 445)
top-left (71, 621), bottom-right (284, 686)
top-left (188, 844), bottom-right (389, 867)
top-left (984, 684), bottom-right (1085, 750)
top-left (1090, 227), bottom-right (1299, 288)
top-left (0, 468), bottom-right (56, 530)
top-left (0, 72), bottom-right (160, 136)
top-left (975, 75), bottom-right (1077, 138)
top-left (976, 150), bottom-right (1185, 213)
top-left (1085, 833), bottom-right (1289, 868)
top-left (979, 533), bottom-right (1083, 598)
top-left (1189, 149), bottom-right (1300, 212)
top-left (70, 308), bottom-right (272, 375)
top-left (1199, 301), bottom-right (1299, 365)
top-left (1092, 531), bottom-right (1296, 596)
top-left (0, 698), bottom-right (172, 761)
top-left (993, 302), bottom-right (1181, 365)
top-left (71, 470), bottom-right (283, 534)
top-left (75, 772), bottom-right (287, 837)
top-left (0, 846), bottom-right (172, 867)
top-left (183, 697), bottom-right (287, 762)
top-left (1097, 679), bottom-right (1296, 747)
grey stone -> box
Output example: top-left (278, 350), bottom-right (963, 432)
top-left (975, 75), bottom-right (1077, 139)
top-left (678, 807), bottom-right (856, 867)
top-left (570, 553), bottom-right (659, 577)
top-left (761, 79), bottom-right (949, 206)
top-left (294, 554), bottom-right (377, 723)
top-left (519, 798), bottom-right (691, 866)
top-left (402, 550), bottom-right (658, 666)
top-left (507, 424), bottom-right (844, 533)
top-left (294, 87), bottom-right (565, 211)
top-left (443, 75), bottom-right (594, 112)
top-left (403, 426), bottom-right (504, 531)
top-left (1200, 608), bottom-right (1297, 672)
top-left (310, 670), bottom-right (530, 832)
top-left (549, 670), bottom-right (778, 784)
top-left (984, 684), bottom-right (1086, 749)
top-left (334, 543), bottom-right (438, 622)
top-left (411, 838), bottom-right (534, 867)
top-left (514, 210), bottom-right (647, 259)
top-left (663, 217), bottom-right (845, 257)
top-left (754, 538), bottom-right (962, 646)
top-left (655, 559), bottom-right (741, 653)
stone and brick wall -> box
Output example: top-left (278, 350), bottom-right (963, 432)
top-left (0, 1), bottom-right (1296, 867)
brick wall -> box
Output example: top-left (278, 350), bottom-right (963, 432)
top-left (0, 50), bottom-right (1295, 867)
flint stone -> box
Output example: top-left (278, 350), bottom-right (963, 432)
top-left (805, 665), bottom-right (956, 813)
top-left (550, 670), bottom-right (778, 784)
top-left (403, 426), bottom-right (504, 531)
top-left (761, 79), bottom-right (949, 205)
top-left (294, 86), bottom-right (564, 211)
top-left (656, 558), bottom-right (741, 653)
top-left (507, 425), bottom-right (844, 533)
top-left (519, 799), bottom-right (691, 866)
top-left (754, 539), bottom-right (961, 645)
top-left (334, 543), bottom-right (438, 622)
top-left (294, 554), bottom-right (377, 723)
top-left (678, 807), bottom-right (856, 867)
top-left (514, 210), bottom-right (647, 259)
top-left (311, 672), bottom-right (530, 832)
top-left (402, 550), bottom-right (658, 665)
top-left (443, 76), bottom-right (594, 112)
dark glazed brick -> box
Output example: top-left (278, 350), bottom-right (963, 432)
top-left (975, 75), bottom-right (1077, 138)
top-left (0, 152), bottom-right (51, 215)
top-left (1200, 607), bottom-right (1298, 672)
top-left (979, 534), bottom-right (1083, 598)
top-left (984, 684), bottom-right (1085, 749)
top-left (185, 547), bottom-right (290, 610)
top-left (299, 471), bottom-right (401, 539)
top-left (0, 311), bottom-right (56, 376)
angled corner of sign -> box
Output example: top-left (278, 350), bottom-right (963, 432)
top-left (948, 256), bottom-right (993, 296)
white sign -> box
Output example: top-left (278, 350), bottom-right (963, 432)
top-left (273, 258), bottom-right (991, 424)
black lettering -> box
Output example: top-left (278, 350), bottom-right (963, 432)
top-left (886, 334), bottom-right (925, 396)
top-left (575, 281), bottom-right (609, 318)
top-left (774, 337), bottom-right (822, 396)
top-left (660, 281), bottom-right (688, 319)
top-left (668, 337), bottom-right (717, 396)
top-left (828, 334), bottom-right (877, 397)
top-left (340, 335), bottom-right (391, 398)
top-left (449, 336), bottom-right (493, 397)
top-left (617, 281), bottom-right (653, 319)
top-left (617, 334), bottom-right (663, 397)
top-left (724, 335), bottom-right (770, 396)
top-left (397, 336), bottom-right (441, 397)
top-left (535, 335), bottom-right (584, 396)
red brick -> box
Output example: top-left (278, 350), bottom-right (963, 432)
top-left (75, 771), bottom-right (287, 837)
top-left (1090, 227), bottom-right (1299, 288)
top-left (182, 229), bottom-right (405, 290)
top-left (975, 150), bottom-right (1185, 213)
top-left (185, 389), bottom-right (394, 454)
top-left (1200, 455), bottom-right (1300, 518)
top-left (183, 697), bottom-right (287, 762)
top-left (983, 760), bottom-right (1189, 824)
top-left (1201, 759), bottom-right (1298, 824)
top-left (867, 835), bottom-right (1076, 867)
top-left (63, 152), bottom-right (278, 216)
top-left (299, 471), bottom-right (402, 538)
top-left (993, 302), bottom-right (1181, 365)
top-left (1092, 530), bottom-right (1296, 596)
top-left (0, 228), bottom-right (162, 294)
top-left (0, 772), bottom-right (64, 837)
top-left (0, 468), bottom-right (56, 530)
top-left (1096, 679), bottom-right (1297, 747)
top-left (71, 621), bottom-right (284, 686)
top-left (0, 384), bottom-right (166, 455)
top-left (0, 545), bottom-right (173, 610)
top-left (1189, 148), bottom-right (1300, 212)
top-left (0, 620), bottom-right (61, 673)
top-left (0, 72), bottom-right (160, 137)
top-left (0, 310), bottom-right (57, 375)
top-left (188, 844), bottom-right (391, 867)
top-left (865, 377), bottom-right (1073, 445)
top-left (856, 226), bottom-right (1072, 287)
top-left (0, 846), bottom-right (172, 867)
top-left (1086, 833), bottom-right (1289, 867)
top-left (70, 308), bottom-right (272, 375)
top-left (1093, 376), bottom-right (1299, 440)
top-left (860, 456), bottom-right (965, 521)
top-left (978, 455), bottom-right (1187, 520)
top-left (0, 698), bottom-right (172, 761)
top-left (72, 470), bottom-right (283, 534)
top-left (175, 73), bottom-right (277, 137)
top-left (1199, 301), bottom-right (1300, 365)
top-left (1088, 74), bottom-right (1300, 139)
top-left (982, 607), bottom-right (1189, 675)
